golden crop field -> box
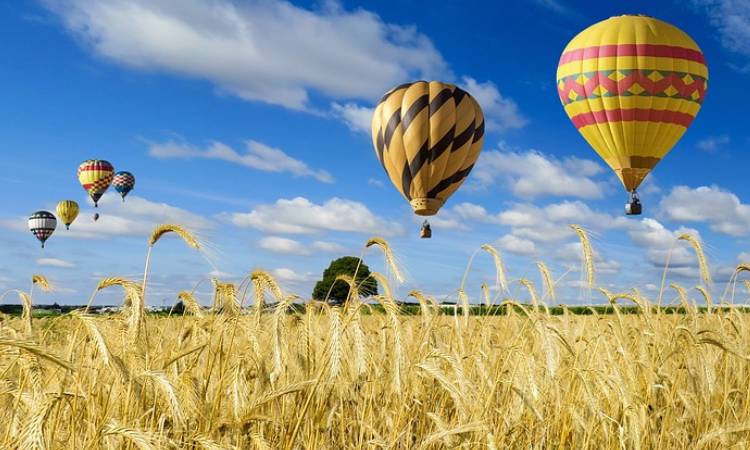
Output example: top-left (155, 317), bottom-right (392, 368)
top-left (3, 225), bottom-right (750, 449)
top-left (4, 304), bottom-right (750, 449)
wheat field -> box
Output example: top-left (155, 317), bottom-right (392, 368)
top-left (3, 225), bottom-right (750, 449)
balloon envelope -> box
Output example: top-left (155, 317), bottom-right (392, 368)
top-left (556, 15), bottom-right (708, 192)
top-left (56, 200), bottom-right (79, 230)
top-left (370, 80), bottom-right (485, 216)
top-left (112, 171), bottom-right (135, 200)
top-left (28, 211), bottom-right (57, 248)
top-left (77, 160), bottom-right (114, 206)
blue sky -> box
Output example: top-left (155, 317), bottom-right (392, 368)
top-left (2, 0), bottom-right (750, 306)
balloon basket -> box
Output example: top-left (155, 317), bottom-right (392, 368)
top-left (625, 191), bottom-right (642, 215)
top-left (420, 220), bottom-right (432, 239)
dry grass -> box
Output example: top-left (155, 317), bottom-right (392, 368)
top-left (2, 307), bottom-right (750, 448)
top-left (147, 224), bottom-right (200, 249)
top-left (4, 226), bottom-right (750, 449)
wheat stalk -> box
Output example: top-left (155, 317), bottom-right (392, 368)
top-left (536, 261), bottom-right (556, 301)
top-left (678, 233), bottom-right (711, 285)
top-left (519, 278), bottom-right (540, 314)
top-left (570, 225), bottom-right (594, 289)
top-left (177, 291), bottom-right (204, 317)
top-left (102, 421), bottom-right (160, 450)
top-left (31, 275), bottom-right (52, 292)
top-left (696, 286), bottom-right (713, 314)
top-left (19, 292), bottom-right (33, 335)
top-left (481, 244), bottom-right (508, 293)
top-left (366, 236), bottom-right (404, 283)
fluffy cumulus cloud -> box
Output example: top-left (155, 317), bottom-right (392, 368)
top-left (461, 77), bottom-right (527, 132)
top-left (331, 102), bottom-right (374, 134)
top-left (311, 240), bottom-right (347, 253)
top-left (471, 148), bottom-right (606, 198)
top-left (259, 236), bottom-right (311, 256)
top-left (497, 201), bottom-right (628, 243)
top-left (626, 218), bottom-right (704, 268)
top-left (1, 194), bottom-right (214, 240)
top-left (660, 185), bottom-right (750, 236)
top-left (149, 139), bottom-right (333, 183)
top-left (45, 0), bottom-right (447, 110)
top-left (229, 197), bottom-right (404, 236)
top-left (271, 268), bottom-right (317, 289)
top-left (496, 234), bottom-right (537, 256)
top-left (258, 237), bottom-right (344, 256)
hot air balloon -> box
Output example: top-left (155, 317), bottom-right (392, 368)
top-left (557, 15), bottom-right (707, 215)
top-left (56, 200), bottom-right (79, 230)
top-left (77, 160), bottom-right (114, 207)
top-left (28, 211), bottom-right (57, 248)
top-left (371, 81), bottom-right (485, 238)
top-left (112, 171), bottom-right (135, 201)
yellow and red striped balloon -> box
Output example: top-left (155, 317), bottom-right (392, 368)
top-left (77, 160), bottom-right (114, 207)
top-left (557, 15), bottom-right (708, 192)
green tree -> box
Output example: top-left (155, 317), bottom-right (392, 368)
top-left (312, 256), bottom-right (378, 304)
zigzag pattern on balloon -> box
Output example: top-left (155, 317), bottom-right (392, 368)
top-left (557, 70), bottom-right (707, 105)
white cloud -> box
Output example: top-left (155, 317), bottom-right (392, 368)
top-left (36, 258), bottom-right (76, 268)
top-left (46, 0), bottom-right (447, 110)
top-left (311, 241), bottom-right (346, 253)
top-left (471, 148), bottom-right (606, 198)
top-left (331, 102), bottom-right (373, 134)
top-left (461, 77), bottom-right (527, 132)
top-left (1, 194), bottom-right (214, 240)
top-left (660, 185), bottom-right (750, 236)
top-left (496, 234), bottom-right (537, 256)
top-left (692, 0), bottom-right (750, 71)
top-left (497, 201), bottom-right (628, 243)
top-left (149, 139), bottom-right (333, 183)
top-left (740, 252), bottom-right (750, 262)
top-left (422, 214), bottom-right (470, 231)
top-left (271, 267), bottom-right (316, 287)
top-left (422, 202), bottom-right (502, 232)
top-left (229, 197), bottom-right (403, 236)
top-left (696, 134), bottom-right (730, 152)
top-left (259, 236), bottom-right (311, 256)
top-left (627, 218), bottom-right (704, 267)
top-left (367, 178), bottom-right (385, 188)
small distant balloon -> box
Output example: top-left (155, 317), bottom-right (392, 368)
top-left (28, 211), bottom-right (57, 248)
top-left (56, 200), bottom-right (79, 230)
top-left (112, 171), bottom-right (135, 201)
top-left (77, 160), bottom-right (114, 207)
top-left (94, 213), bottom-right (100, 222)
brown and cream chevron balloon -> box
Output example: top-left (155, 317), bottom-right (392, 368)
top-left (371, 81), bottom-right (485, 216)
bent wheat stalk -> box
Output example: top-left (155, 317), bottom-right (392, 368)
top-left (658, 233), bottom-right (710, 307)
top-left (570, 225), bottom-right (594, 289)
